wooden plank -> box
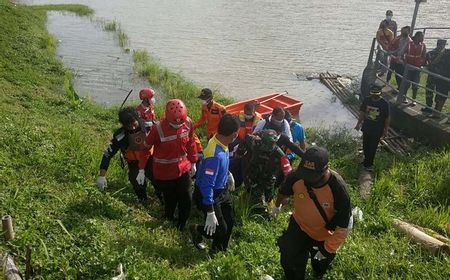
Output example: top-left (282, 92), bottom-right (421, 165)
top-left (359, 169), bottom-right (374, 200)
top-left (393, 219), bottom-right (450, 256)
top-left (318, 72), bottom-right (412, 155)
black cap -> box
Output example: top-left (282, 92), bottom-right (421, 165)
top-left (198, 88), bottom-right (213, 100)
top-left (386, 10), bottom-right (393, 15)
top-left (298, 147), bottom-right (329, 182)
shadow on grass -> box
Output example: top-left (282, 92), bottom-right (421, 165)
top-left (115, 229), bottom-right (210, 268)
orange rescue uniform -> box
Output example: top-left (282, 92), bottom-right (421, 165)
top-left (281, 170), bottom-right (351, 254)
top-left (405, 41), bottom-right (426, 67)
top-left (237, 111), bottom-right (262, 140)
top-left (194, 101), bottom-right (227, 138)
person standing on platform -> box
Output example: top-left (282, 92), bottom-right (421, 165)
top-left (422, 39), bottom-right (447, 113)
top-left (376, 24), bottom-right (395, 77)
top-left (387, 26), bottom-right (411, 86)
top-left (379, 10), bottom-right (397, 37)
top-left (355, 87), bottom-right (390, 171)
top-left (190, 114), bottom-right (240, 253)
top-left (399, 31), bottom-right (426, 106)
top-left (194, 88), bottom-right (227, 139)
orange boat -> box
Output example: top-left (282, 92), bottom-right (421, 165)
top-left (225, 91), bottom-right (303, 118)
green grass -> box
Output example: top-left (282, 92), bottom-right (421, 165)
top-left (101, 20), bottom-right (129, 52)
top-left (0, 0), bottom-right (449, 279)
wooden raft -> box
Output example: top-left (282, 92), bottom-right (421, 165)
top-left (319, 72), bottom-right (412, 155)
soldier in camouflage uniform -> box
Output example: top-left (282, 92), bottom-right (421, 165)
top-left (237, 129), bottom-right (292, 214)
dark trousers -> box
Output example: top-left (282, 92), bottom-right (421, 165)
top-left (229, 157), bottom-right (244, 189)
top-left (425, 75), bottom-right (437, 107)
top-left (402, 69), bottom-right (421, 99)
top-left (362, 130), bottom-right (382, 168)
top-left (278, 217), bottom-right (335, 280)
top-left (389, 62), bottom-right (404, 90)
top-left (128, 161), bottom-right (151, 201)
top-left (154, 172), bottom-right (192, 231)
top-left (435, 80), bottom-right (450, 105)
top-left (193, 187), bottom-right (235, 252)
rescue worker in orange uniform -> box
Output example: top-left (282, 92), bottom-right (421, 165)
top-left (237, 103), bottom-right (262, 140)
top-left (194, 88), bottom-right (227, 139)
top-left (399, 31), bottom-right (427, 105)
top-left (97, 107), bottom-right (152, 203)
top-left (136, 88), bottom-right (156, 133)
top-left (272, 147), bottom-right (351, 280)
top-left (137, 99), bottom-right (198, 231)
top-left (228, 103), bottom-right (262, 189)
top-left (376, 24), bottom-right (395, 77)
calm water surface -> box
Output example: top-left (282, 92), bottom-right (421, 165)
top-left (18, 0), bottom-right (450, 128)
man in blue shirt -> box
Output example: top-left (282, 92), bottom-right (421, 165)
top-left (284, 111), bottom-right (306, 161)
top-left (190, 114), bottom-right (240, 253)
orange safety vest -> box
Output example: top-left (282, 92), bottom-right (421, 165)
top-left (405, 42), bottom-right (426, 67)
top-left (291, 179), bottom-right (348, 253)
top-left (194, 101), bottom-right (227, 137)
top-left (237, 111), bottom-right (262, 140)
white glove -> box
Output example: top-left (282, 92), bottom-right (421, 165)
top-left (96, 176), bottom-right (107, 190)
top-left (271, 205), bottom-right (282, 217)
top-left (314, 250), bottom-right (327, 261)
top-left (226, 171), bottom-right (235, 192)
top-left (204, 211), bottom-right (219, 236)
top-left (136, 169), bottom-right (145, 185)
top-left (189, 164), bottom-right (197, 178)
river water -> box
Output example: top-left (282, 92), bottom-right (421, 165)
top-left (17, 0), bottom-right (450, 128)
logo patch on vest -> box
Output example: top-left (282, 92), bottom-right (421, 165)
top-left (322, 202), bottom-right (330, 209)
top-left (296, 193), bottom-right (305, 199)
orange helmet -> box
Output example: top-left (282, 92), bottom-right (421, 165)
top-left (139, 88), bottom-right (155, 100)
top-left (166, 99), bottom-right (187, 124)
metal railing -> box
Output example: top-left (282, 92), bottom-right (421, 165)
top-left (369, 40), bottom-right (450, 124)
top-left (415, 27), bottom-right (450, 40)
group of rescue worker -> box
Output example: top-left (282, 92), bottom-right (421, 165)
top-left (96, 87), bottom-right (352, 280)
top-left (376, 10), bottom-right (450, 116)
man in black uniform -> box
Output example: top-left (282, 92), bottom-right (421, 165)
top-left (96, 107), bottom-right (155, 202)
top-left (354, 87), bottom-right (390, 171)
top-left (422, 39), bottom-right (447, 113)
top-left (431, 48), bottom-right (450, 117)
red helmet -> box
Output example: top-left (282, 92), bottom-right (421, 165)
top-left (165, 99), bottom-right (187, 124)
top-left (139, 88), bottom-right (155, 100)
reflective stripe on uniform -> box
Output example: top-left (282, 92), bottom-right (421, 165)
top-left (155, 121), bottom-right (191, 142)
top-left (153, 154), bottom-right (187, 164)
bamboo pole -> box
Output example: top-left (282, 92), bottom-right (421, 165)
top-left (412, 225), bottom-right (450, 244)
top-left (2, 215), bottom-right (15, 241)
top-left (393, 219), bottom-right (450, 256)
top-left (1, 253), bottom-right (23, 280)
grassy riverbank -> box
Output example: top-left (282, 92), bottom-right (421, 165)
top-left (0, 1), bottom-right (449, 279)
